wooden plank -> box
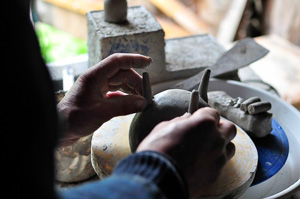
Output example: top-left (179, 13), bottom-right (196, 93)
top-left (36, 0), bottom-right (193, 40)
top-left (36, 0), bottom-right (88, 39)
top-left (148, 0), bottom-right (212, 34)
top-left (264, 0), bottom-right (300, 46)
top-left (216, 0), bottom-right (248, 44)
top-left (42, 0), bottom-right (104, 15)
top-left (156, 17), bottom-right (191, 38)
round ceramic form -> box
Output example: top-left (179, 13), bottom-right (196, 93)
top-left (91, 114), bottom-right (258, 199)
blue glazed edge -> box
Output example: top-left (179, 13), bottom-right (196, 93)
top-left (251, 119), bottom-right (289, 185)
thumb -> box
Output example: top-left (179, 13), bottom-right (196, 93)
top-left (107, 95), bottom-right (148, 117)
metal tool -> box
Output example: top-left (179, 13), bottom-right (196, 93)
top-left (170, 38), bottom-right (269, 91)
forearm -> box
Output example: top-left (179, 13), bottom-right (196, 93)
top-left (59, 151), bottom-right (189, 199)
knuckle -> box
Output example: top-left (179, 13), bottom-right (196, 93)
top-left (112, 52), bottom-right (122, 58)
top-left (155, 121), bottom-right (168, 129)
top-left (226, 142), bottom-right (236, 159)
top-left (228, 122), bottom-right (237, 132)
top-left (202, 116), bottom-right (217, 128)
top-left (152, 120), bottom-right (170, 132)
top-left (222, 121), bottom-right (237, 138)
top-left (167, 122), bottom-right (179, 132)
top-left (200, 107), bottom-right (219, 116)
top-left (228, 123), bottom-right (237, 137)
top-left (217, 154), bottom-right (227, 169)
top-left (110, 53), bottom-right (122, 63)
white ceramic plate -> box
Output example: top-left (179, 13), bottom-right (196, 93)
top-left (207, 79), bottom-right (300, 199)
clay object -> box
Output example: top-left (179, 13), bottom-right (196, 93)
top-left (104, 0), bottom-right (128, 23)
top-left (188, 90), bottom-right (199, 114)
top-left (208, 91), bottom-right (272, 138)
top-left (55, 92), bottom-right (95, 183)
top-left (240, 97), bottom-right (261, 112)
top-left (129, 70), bottom-right (210, 152)
top-left (55, 134), bottom-right (95, 182)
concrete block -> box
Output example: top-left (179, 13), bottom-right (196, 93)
top-left (164, 34), bottom-right (225, 80)
top-left (87, 5), bottom-right (225, 84)
top-left (87, 6), bottom-right (166, 84)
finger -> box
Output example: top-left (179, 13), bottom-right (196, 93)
top-left (219, 120), bottom-right (237, 142)
top-left (108, 69), bottom-right (143, 95)
top-left (153, 113), bottom-right (191, 131)
top-left (190, 107), bottom-right (220, 126)
top-left (105, 95), bottom-right (148, 117)
top-left (97, 53), bottom-right (152, 79)
top-left (169, 108), bottom-right (220, 138)
top-left (226, 142), bottom-right (236, 160)
top-left (182, 112), bottom-right (192, 117)
top-left (108, 84), bottom-right (139, 95)
top-left (168, 113), bottom-right (191, 123)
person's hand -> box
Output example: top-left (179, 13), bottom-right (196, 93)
top-left (57, 53), bottom-right (152, 146)
top-left (136, 107), bottom-right (236, 197)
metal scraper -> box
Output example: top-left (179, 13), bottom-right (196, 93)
top-left (170, 38), bottom-right (269, 91)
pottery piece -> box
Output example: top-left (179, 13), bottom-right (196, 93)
top-left (129, 70), bottom-right (210, 152)
top-left (208, 91), bottom-right (272, 137)
top-left (104, 0), bottom-right (127, 23)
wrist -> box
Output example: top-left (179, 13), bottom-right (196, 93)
top-left (56, 102), bottom-right (79, 146)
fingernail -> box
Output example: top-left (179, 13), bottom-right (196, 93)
top-left (147, 57), bottom-right (153, 67)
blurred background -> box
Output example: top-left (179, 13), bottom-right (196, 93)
top-left (33, 0), bottom-right (300, 61)
top-left (32, 0), bottom-right (300, 110)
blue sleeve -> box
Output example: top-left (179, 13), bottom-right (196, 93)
top-left (58, 151), bottom-right (189, 199)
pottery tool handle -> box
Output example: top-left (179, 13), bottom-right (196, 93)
top-left (248, 102), bottom-right (272, 114)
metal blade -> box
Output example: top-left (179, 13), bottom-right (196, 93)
top-left (170, 38), bottom-right (269, 91)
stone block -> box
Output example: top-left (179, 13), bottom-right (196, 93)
top-left (87, 6), bottom-right (166, 84)
top-left (164, 34), bottom-right (225, 80)
top-left (87, 5), bottom-right (225, 85)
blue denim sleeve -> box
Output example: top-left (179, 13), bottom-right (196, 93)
top-left (58, 175), bottom-right (166, 199)
top-left (59, 151), bottom-right (189, 199)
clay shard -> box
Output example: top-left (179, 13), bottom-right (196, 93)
top-left (198, 69), bottom-right (211, 103)
top-left (248, 101), bottom-right (272, 115)
top-left (188, 90), bottom-right (199, 114)
top-left (208, 91), bottom-right (272, 138)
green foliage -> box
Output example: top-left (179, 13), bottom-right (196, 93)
top-left (34, 22), bottom-right (87, 63)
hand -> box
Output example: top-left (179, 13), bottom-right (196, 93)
top-left (136, 107), bottom-right (236, 197)
top-left (57, 53), bottom-right (152, 146)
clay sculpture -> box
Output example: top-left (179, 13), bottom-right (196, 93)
top-left (129, 69), bottom-right (211, 152)
top-left (208, 91), bottom-right (272, 137)
top-left (104, 0), bottom-right (128, 23)
top-left (130, 69), bottom-right (273, 152)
